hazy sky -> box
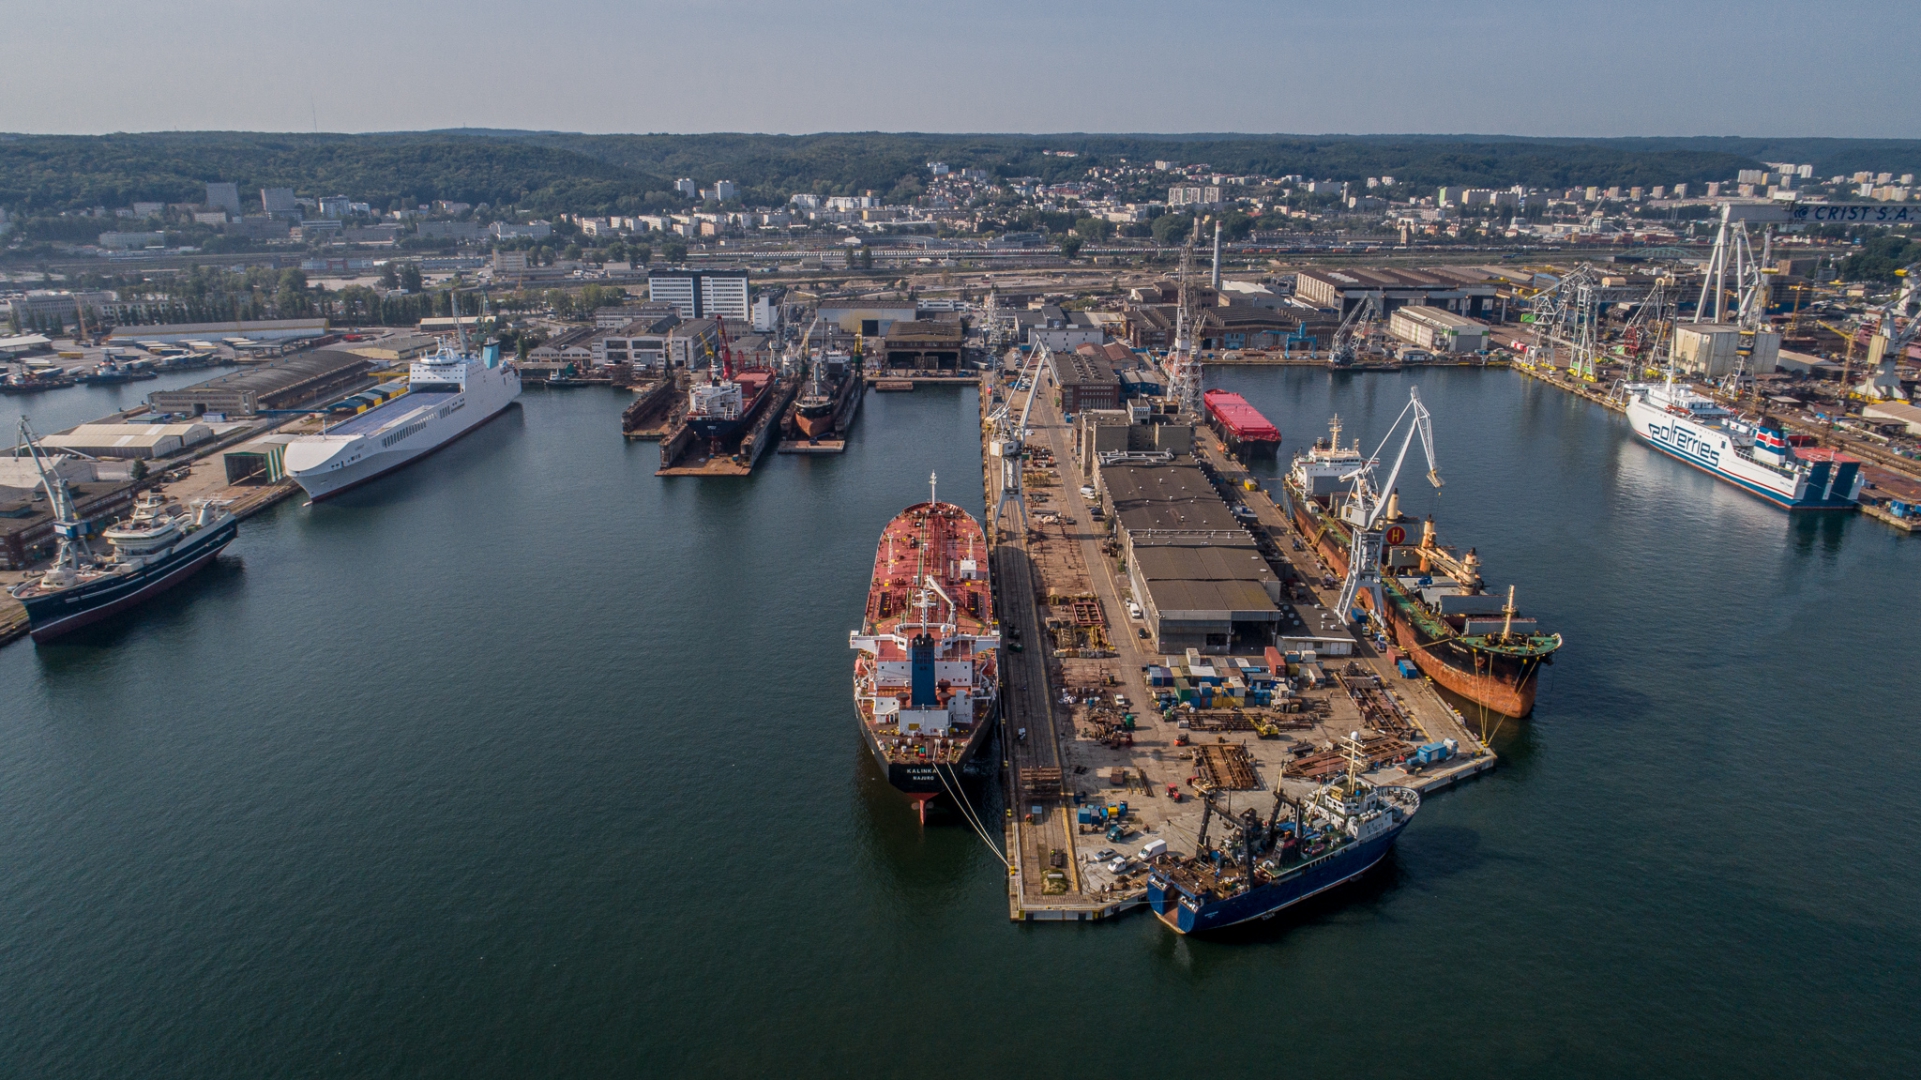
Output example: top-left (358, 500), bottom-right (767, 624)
top-left (4, 0), bottom-right (1917, 138)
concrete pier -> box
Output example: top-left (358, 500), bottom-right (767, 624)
top-left (980, 368), bottom-right (1496, 923)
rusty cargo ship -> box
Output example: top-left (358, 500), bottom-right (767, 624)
top-left (1279, 417), bottom-right (1562, 718)
top-left (848, 477), bottom-right (1001, 821)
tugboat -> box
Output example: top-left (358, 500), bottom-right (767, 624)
top-left (8, 420), bottom-right (237, 642)
top-left (1147, 734), bottom-right (1419, 934)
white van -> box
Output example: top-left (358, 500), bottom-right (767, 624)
top-left (1138, 838), bottom-right (1168, 862)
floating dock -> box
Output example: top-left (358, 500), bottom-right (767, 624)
top-left (621, 376), bottom-right (682, 441)
top-left (980, 371), bottom-right (1496, 923)
top-left (657, 373), bottom-right (800, 477)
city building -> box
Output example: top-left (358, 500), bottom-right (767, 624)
top-left (205, 182), bottom-right (242, 216)
top-left (260, 187), bottom-right (298, 216)
top-left (674, 179), bottom-right (697, 197)
top-left (647, 270), bottom-right (750, 321)
top-left (1293, 268), bottom-right (1500, 320)
top-left (1387, 306), bottom-right (1489, 354)
top-left (1049, 351), bottom-right (1121, 413)
top-left (318, 196), bottom-right (353, 218)
top-left (488, 220), bottom-right (551, 241)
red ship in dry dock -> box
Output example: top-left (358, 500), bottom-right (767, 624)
top-left (849, 475), bottom-right (1001, 821)
top-left (1202, 389), bottom-right (1281, 454)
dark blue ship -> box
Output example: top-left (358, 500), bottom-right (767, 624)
top-left (1148, 736), bottom-right (1419, 934)
top-left (9, 421), bottom-right (237, 642)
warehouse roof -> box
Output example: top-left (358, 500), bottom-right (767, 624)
top-left (1131, 542), bottom-right (1278, 587)
top-left (151, 350), bottom-right (367, 397)
top-left (1142, 579), bottom-right (1279, 620)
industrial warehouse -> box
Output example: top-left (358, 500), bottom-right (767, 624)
top-left (147, 350), bottom-right (373, 416)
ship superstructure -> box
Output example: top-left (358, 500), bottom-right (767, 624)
top-left (1279, 413), bottom-right (1560, 718)
top-left (9, 420), bottom-right (237, 642)
top-left (684, 319), bottom-right (774, 446)
top-left (1621, 376), bottom-right (1861, 509)
top-left (1148, 735), bottom-right (1419, 934)
top-left (284, 336), bottom-right (520, 501)
top-left (849, 475), bottom-right (1000, 821)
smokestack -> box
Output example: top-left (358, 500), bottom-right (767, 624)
top-left (1210, 221), bottom-right (1222, 290)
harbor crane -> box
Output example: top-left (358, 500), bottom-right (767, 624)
top-left (1164, 219), bottom-right (1203, 418)
top-left (1328, 292), bottom-right (1382, 367)
top-left (1333, 387), bottom-right (1442, 622)
top-left (989, 342), bottom-right (1049, 539)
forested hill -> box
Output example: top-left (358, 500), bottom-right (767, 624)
top-left (6, 130), bottom-right (1906, 215)
top-left (0, 132), bottom-right (677, 214)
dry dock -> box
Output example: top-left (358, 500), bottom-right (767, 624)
top-left (981, 371), bottom-right (1494, 923)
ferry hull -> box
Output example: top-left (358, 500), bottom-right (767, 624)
top-left (1626, 398), bottom-right (1860, 510)
top-left (1148, 823), bottom-right (1405, 934)
top-left (20, 518), bottom-right (238, 642)
top-left (293, 395), bottom-right (518, 501)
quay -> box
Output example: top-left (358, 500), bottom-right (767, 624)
top-left (1, 415), bottom-right (303, 649)
top-left (979, 362), bottom-right (1496, 923)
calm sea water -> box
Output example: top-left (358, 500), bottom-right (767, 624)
top-left (2, 370), bottom-right (1915, 1078)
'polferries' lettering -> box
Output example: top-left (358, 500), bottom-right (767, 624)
top-left (1647, 421), bottom-right (1721, 466)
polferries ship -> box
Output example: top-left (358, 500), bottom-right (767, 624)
top-left (285, 338), bottom-right (520, 501)
top-left (1621, 376), bottom-right (1860, 510)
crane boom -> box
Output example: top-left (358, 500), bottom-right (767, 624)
top-left (1334, 387), bottom-right (1441, 620)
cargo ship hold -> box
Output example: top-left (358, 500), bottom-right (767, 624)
top-left (284, 338), bottom-right (520, 501)
top-left (1148, 736), bottom-right (1418, 934)
top-left (848, 476), bottom-right (1000, 821)
top-left (9, 422), bottom-right (237, 642)
top-left (1278, 416), bottom-right (1560, 718)
top-left (1622, 376), bottom-right (1861, 509)
top-left (1202, 389), bottom-right (1281, 455)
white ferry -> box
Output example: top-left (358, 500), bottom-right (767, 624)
top-left (285, 339), bottom-right (521, 501)
top-left (1622, 377), bottom-right (1861, 510)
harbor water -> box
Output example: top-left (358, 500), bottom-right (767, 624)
top-left (2, 369), bottom-right (1916, 1077)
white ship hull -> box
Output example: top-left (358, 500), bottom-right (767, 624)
top-left (1624, 395), bottom-right (1859, 510)
top-left (286, 361), bottom-right (520, 501)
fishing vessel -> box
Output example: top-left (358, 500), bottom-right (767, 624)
top-left (849, 475), bottom-right (1000, 821)
top-left (1621, 376), bottom-right (1861, 509)
top-left (283, 337), bottom-right (520, 501)
top-left (1148, 735), bottom-right (1418, 934)
top-left (9, 421), bottom-right (237, 642)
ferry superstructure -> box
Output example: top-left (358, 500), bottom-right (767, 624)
top-left (1622, 377), bottom-right (1861, 510)
top-left (284, 339), bottom-right (520, 501)
top-left (849, 476), bottom-right (1000, 821)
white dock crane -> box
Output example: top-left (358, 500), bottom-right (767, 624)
top-left (1333, 387), bottom-right (1442, 622)
top-left (1164, 219), bottom-right (1204, 418)
top-left (989, 341), bottom-right (1049, 540)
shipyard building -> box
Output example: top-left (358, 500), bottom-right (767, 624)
top-left (1091, 452), bottom-right (1283, 651)
top-left (147, 351), bottom-right (372, 416)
